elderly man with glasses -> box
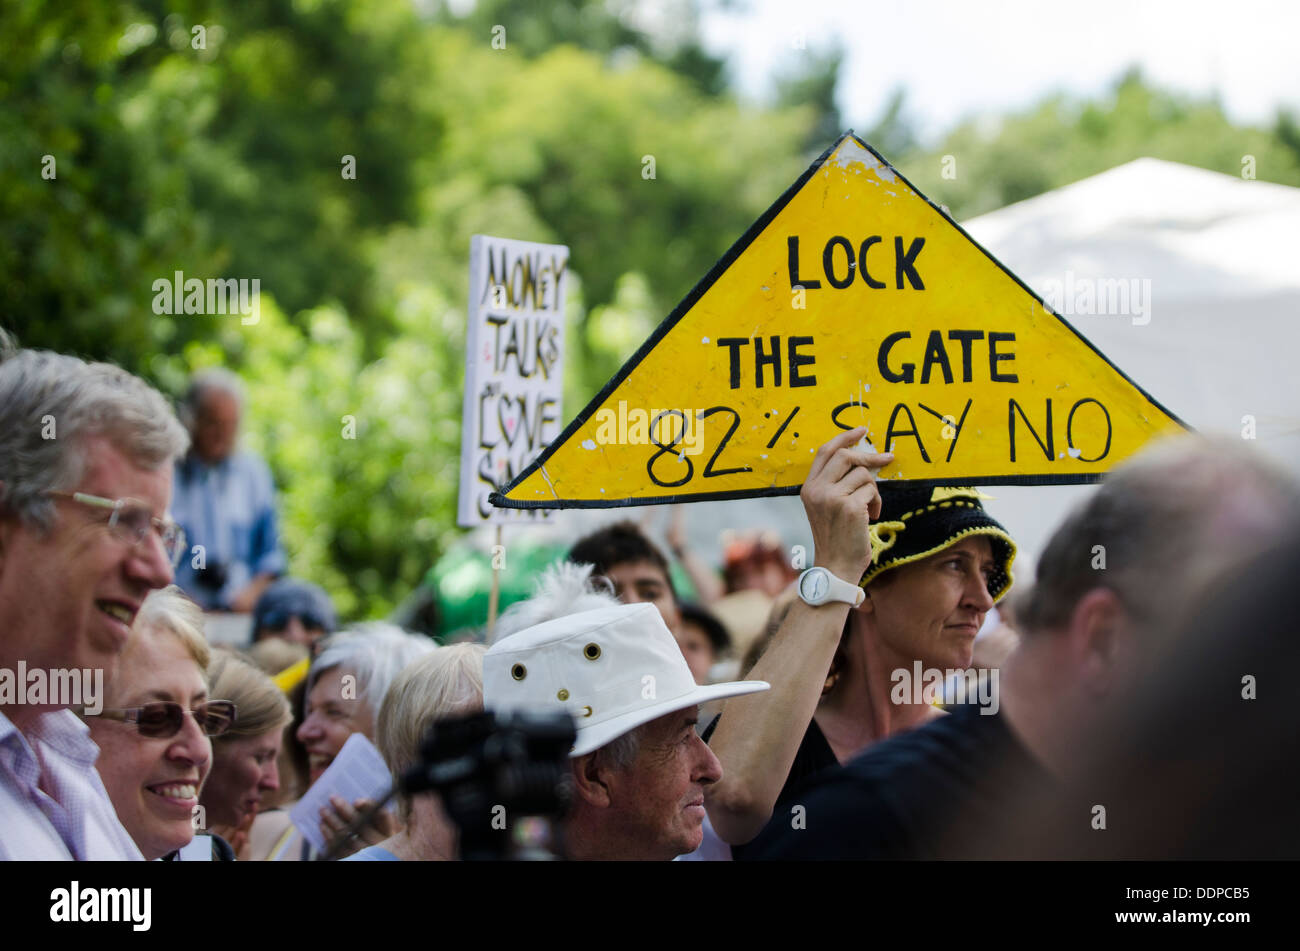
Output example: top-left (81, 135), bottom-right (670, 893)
top-left (0, 341), bottom-right (190, 860)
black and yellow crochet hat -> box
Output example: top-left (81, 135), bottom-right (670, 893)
top-left (859, 485), bottom-right (1017, 602)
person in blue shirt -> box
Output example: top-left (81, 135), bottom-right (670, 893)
top-left (171, 369), bottom-right (286, 612)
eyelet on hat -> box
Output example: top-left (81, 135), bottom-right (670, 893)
top-left (482, 602), bottom-right (773, 760)
top-left (511, 663), bottom-right (526, 681)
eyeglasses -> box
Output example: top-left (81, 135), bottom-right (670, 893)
top-left (77, 700), bottom-right (237, 738)
top-left (46, 491), bottom-right (187, 568)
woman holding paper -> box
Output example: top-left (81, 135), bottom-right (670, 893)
top-left (247, 624), bottom-right (434, 859)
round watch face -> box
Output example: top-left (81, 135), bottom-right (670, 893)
top-left (801, 569), bottom-right (828, 602)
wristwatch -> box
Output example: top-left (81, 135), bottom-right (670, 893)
top-left (797, 567), bottom-right (865, 608)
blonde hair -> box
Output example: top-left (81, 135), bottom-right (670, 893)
top-left (207, 649), bottom-right (291, 740)
top-left (134, 585), bottom-right (210, 670)
top-left (377, 644), bottom-right (486, 816)
top-left (245, 637), bottom-right (309, 677)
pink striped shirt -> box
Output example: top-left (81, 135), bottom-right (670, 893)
top-left (0, 708), bottom-right (143, 860)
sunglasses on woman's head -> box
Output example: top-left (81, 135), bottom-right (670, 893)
top-left (77, 700), bottom-right (237, 738)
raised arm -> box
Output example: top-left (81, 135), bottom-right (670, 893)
top-left (705, 427), bottom-right (890, 845)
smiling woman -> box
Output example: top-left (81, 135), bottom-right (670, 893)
top-left (85, 585), bottom-right (218, 860)
top-left (247, 623), bottom-right (434, 860)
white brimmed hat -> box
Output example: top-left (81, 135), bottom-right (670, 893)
top-left (484, 603), bottom-right (769, 757)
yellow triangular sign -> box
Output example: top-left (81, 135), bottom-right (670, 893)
top-left (492, 133), bottom-right (1185, 510)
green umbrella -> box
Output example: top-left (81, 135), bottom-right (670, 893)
top-left (419, 535), bottom-right (701, 642)
top-left (428, 539), bottom-right (569, 640)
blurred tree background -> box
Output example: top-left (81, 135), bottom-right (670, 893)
top-left (4, 0), bottom-right (1299, 622)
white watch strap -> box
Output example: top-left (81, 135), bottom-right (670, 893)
top-left (823, 571), bottom-right (865, 607)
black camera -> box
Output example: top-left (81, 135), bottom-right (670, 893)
top-left (401, 710), bottom-right (576, 861)
top-left (194, 560), bottom-right (228, 591)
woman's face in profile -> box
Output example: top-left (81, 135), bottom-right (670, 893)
top-left (203, 730), bottom-right (283, 828)
top-left (297, 666), bottom-right (373, 785)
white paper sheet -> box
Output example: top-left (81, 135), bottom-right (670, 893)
top-left (289, 733), bottom-right (394, 854)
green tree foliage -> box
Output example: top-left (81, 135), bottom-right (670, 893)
top-left (1, 0), bottom-right (444, 365)
top-left (860, 87), bottom-right (918, 162)
top-left (435, 0), bottom-right (729, 94)
top-left (899, 69), bottom-right (1300, 219)
top-left (2, 1), bottom-right (216, 367)
top-left (773, 42), bottom-right (845, 153)
top-left (6, 4), bottom-right (1298, 626)
top-left (1, 0), bottom-right (814, 622)
top-left (408, 31), bottom-right (811, 394)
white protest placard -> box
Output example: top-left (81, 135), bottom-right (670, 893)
top-left (458, 234), bottom-right (568, 527)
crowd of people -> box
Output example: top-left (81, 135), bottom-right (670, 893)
top-left (1, 340), bottom-right (1296, 861)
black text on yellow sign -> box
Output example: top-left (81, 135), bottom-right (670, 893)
top-left (491, 133), bottom-right (1185, 509)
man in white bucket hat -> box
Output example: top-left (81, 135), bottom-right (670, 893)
top-left (484, 600), bottom-right (769, 860)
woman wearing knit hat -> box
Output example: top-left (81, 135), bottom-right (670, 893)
top-left (704, 426), bottom-right (1016, 858)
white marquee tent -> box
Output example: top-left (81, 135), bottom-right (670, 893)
top-left (955, 157), bottom-right (1300, 566)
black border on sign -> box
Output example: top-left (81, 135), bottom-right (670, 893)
top-left (490, 131), bottom-right (1190, 510)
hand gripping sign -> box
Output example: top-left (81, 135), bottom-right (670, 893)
top-left (490, 133), bottom-right (1185, 510)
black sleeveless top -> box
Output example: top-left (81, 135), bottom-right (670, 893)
top-left (702, 714), bottom-right (840, 861)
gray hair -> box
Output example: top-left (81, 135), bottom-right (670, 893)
top-left (181, 367), bottom-right (245, 428)
top-left (1022, 433), bottom-right (1300, 640)
top-left (491, 562), bottom-right (622, 644)
top-left (589, 722), bottom-right (650, 771)
top-left (0, 346), bottom-right (189, 530)
top-left (308, 622), bottom-right (435, 724)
